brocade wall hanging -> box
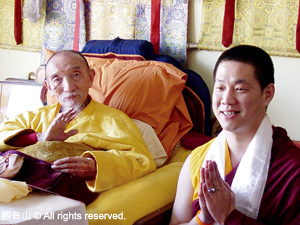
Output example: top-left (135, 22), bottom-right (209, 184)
top-left (198, 0), bottom-right (300, 57)
top-left (85, 0), bottom-right (189, 66)
top-left (0, 0), bottom-right (45, 52)
top-left (40, 0), bottom-right (87, 63)
top-left (0, 0), bottom-right (189, 67)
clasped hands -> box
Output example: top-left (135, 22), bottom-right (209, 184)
top-left (198, 160), bottom-right (235, 224)
top-left (37, 108), bottom-right (96, 180)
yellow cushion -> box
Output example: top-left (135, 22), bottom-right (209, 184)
top-left (86, 162), bottom-right (184, 225)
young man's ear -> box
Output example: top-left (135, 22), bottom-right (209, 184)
top-left (264, 83), bottom-right (275, 106)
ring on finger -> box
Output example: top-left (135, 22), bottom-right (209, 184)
top-left (208, 187), bottom-right (217, 193)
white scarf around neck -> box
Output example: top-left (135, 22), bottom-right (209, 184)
top-left (203, 115), bottom-right (273, 219)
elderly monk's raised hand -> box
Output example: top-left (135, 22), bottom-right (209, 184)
top-left (37, 108), bottom-right (78, 141)
top-left (201, 160), bottom-right (235, 224)
top-left (52, 156), bottom-right (96, 181)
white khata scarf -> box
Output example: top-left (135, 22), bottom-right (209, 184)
top-left (203, 115), bottom-right (273, 219)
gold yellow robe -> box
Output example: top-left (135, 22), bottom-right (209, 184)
top-left (0, 99), bottom-right (156, 192)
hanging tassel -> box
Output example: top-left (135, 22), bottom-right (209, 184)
top-left (296, 0), bottom-right (300, 53)
top-left (222, 0), bottom-right (235, 48)
top-left (73, 0), bottom-right (80, 51)
top-left (151, 0), bottom-right (161, 54)
top-left (14, 0), bottom-right (22, 45)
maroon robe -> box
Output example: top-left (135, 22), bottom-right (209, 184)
top-left (1, 131), bottom-right (99, 205)
top-left (192, 127), bottom-right (300, 225)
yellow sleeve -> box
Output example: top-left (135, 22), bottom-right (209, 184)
top-left (83, 148), bottom-right (156, 192)
top-left (0, 111), bottom-right (38, 151)
top-left (0, 104), bottom-right (57, 151)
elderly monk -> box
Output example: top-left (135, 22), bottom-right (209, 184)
top-left (0, 50), bottom-right (156, 203)
top-left (170, 45), bottom-right (300, 225)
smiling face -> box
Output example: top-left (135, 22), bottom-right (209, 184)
top-left (45, 51), bottom-right (95, 110)
top-left (212, 60), bottom-right (274, 137)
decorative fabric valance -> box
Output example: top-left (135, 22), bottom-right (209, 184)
top-left (198, 0), bottom-right (300, 57)
top-left (0, 0), bottom-right (189, 67)
top-left (0, 0), bottom-right (45, 52)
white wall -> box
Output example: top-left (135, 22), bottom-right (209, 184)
top-left (0, 0), bottom-right (299, 140)
top-left (0, 49), bottom-right (41, 80)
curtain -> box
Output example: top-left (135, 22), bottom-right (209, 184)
top-left (0, 0), bottom-right (189, 67)
top-left (0, 0), bottom-right (45, 52)
top-left (198, 0), bottom-right (300, 57)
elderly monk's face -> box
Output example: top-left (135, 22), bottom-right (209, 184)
top-left (45, 52), bottom-right (95, 110)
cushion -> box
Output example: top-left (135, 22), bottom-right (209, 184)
top-left (44, 48), bottom-right (145, 62)
top-left (86, 161), bottom-right (184, 225)
top-left (132, 119), bottom-right (167, 167)
top-left (82, 52), bottom-right (146, 61)
top-left (82, 38), bottom-right (183, 70)
top-left (81, 38), bottom-right (158, 61)
top-left (86, 56), bottom-right (192, 157)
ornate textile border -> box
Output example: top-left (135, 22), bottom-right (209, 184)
top-left (0, 0), bottom-right (189, 67)
top-left (0, 0), bottom-right (45, 52)
top-left (198, 0), bottom-right (300, 57)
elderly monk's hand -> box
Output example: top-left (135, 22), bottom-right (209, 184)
top-left (201, 160), bottom-right (235, 224)
top-left (51, 156), bottom-right (96, 181)
top-left (37, 108), bottom-right (78, 141)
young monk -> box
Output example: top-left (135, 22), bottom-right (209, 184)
top-left (170, 45), bottom-right (300, 225)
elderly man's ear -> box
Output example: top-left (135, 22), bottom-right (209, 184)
top-left (44, 80), bottom-right (55, 97)
top-left (88, 68), bottom-right (95, 87)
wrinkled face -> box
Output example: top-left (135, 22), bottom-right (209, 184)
top-left (45, 52), bottom-right (94, 110)
top-left (212, 61), bottom-right (274, 136)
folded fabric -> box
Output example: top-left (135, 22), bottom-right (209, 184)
top-left (132, 119), bottom-right (167, 167)
top-left (0, 178), bottom-right (31, 202)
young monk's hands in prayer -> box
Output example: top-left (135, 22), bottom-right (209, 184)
top-left (37, 108), bottom-right (78, 142)
top-left (198, 161), bottom-right (214, 224)
top-left (199, 160), bottom-right (235, 224)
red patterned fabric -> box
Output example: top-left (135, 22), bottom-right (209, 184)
top-left (296, 0), bottom-right (300, 53)
top-left (14, 0), bottom-right (22, 45)
top-left (73, 0), bottom-right (80, 51)
top-left (222, 0), bottom-right (235, 47)
top-left (151, 0), bottom-right (161, 54)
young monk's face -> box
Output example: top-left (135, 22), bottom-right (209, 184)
top-left (212, 60), bottom-right (274, 136)
top-left (45, 52), bottom-right (95, 110)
